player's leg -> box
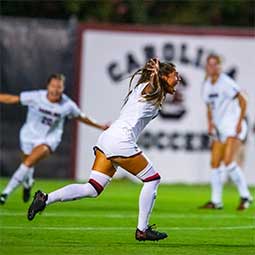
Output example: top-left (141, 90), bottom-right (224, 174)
top-left (27, 149), bottom-right (116, 220)
top-left (0, 144), bottom-right (50, 205)
top-left (21, 153), bottom-right (35, 202)
top-left (236, 142), bottom-right (245, 168)
top-left (111, 153), bottom-right (167, 241)
top-left (46, 149), bottom-right (115, 204)
top-left (223, 137), bottom-right (252, 210)
top-left (200, 140), bottom-right (225, 209)
top-left (22, 144), bottom-right (51, 167)
top-left (21, 144), bottom-right (51, 202)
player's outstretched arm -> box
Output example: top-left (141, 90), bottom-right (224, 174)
top-left (237, 92), bottom-right (247, 120)
top-left (75, 115), bottom-right (109, 130)
top-left (236, 92), bottom-right (247, 134)
top-left (0, 93), bottom-right (20, 104)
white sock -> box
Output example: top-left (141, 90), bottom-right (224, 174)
top-left (23, 167), bottom-right (35, 189)
top-left (220, 165), bottom-right (228, 184)
top-left (46, 170), bottom-right (111, 205)
top-left (46, 183), bottom-right (98, 205)
top-left (2, 164), bottom-right (30, 195)
top-left (210, 168), bottom-right (223, 205)
top-left (136, 163), bottom-right (161, 232)
top-left (226, 162), bottom-right (251, 199)
top-left (137, 179), bottom-right (160, 231)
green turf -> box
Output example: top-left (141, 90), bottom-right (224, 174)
top-left (0, 178), bottom-right (254, 255)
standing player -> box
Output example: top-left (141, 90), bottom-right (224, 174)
top-left (0, 73), bottom-right (108, 204)
top-left (27, 59), bottom-right (181, 241)
top-left (200, 54), bottom-right (253, 210)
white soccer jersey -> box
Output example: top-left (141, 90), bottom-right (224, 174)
top-left (202, 73), bottom-right (241, 129)
top-left (95, 83), bottom-right (159, 158)
top-left (111, 82), bottom-right (159, 140)
top-left (19, 90), bottom-right (83, 151)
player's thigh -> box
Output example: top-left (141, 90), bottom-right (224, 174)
top-left (224, 137), bottom-right (242, 165)
top-left (210, 140), bottom-right (225, 168)
top-left (111, 153), bottom-right (149, 175)
top-left (23, 144), bottom-right (51, 167)
top-left (92, 149), bottom-right (116, 177)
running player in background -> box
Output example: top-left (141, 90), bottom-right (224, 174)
top-left (200, 54), bottom-right (253, 210)
top-left (0, 73), bottom-right (108, 204)
top-left (27, 59), bottom-right (181, 241)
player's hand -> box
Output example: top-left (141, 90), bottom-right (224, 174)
top-left (236, 121), bottom-right (242, 134)
top-left (101, 122), bottom-right (111, 130)
top-left (146, 58), bottom-right (160, 74)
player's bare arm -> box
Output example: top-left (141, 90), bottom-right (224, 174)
top-left (236, 92), bottom-right (247, 134)
top-left (0, 93), bottom-right (20, 104)
top-left (207, 104), bottom-right (214, 135)
top-left (75, 115), bottom-right (109, 130)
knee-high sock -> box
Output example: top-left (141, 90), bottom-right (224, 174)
top-left (46, 183), bottom-right (98, 205)
top-left (137, 179), bottom-right (160, 231)
top-left (23, 167), bottom-right (35, 188)
top-left (210, 168), bottom-right (223, 204)
top-left (136, 163), bottom-right (161, 231)
top-left (2, 164), bottom-right (30, 195)
top-left (46, 171), bottom-right (111, 205)
top-left (226, 162), bottom-right (251, 199)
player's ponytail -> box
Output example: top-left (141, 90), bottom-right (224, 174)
top-left (123, 59), bottom-right (176, 108)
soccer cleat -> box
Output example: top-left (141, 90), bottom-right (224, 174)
top-left (27, 190), bottom-right (48, 221)
top-left (135, 224), bottom-right (168, 241)
top-left (0, 193), bottom-right (8, 205)
top-left (237, 197), bottom-right (253, 211)
top-left (23, 186), bottom-right (32, 203)
top-left (199, 201), bottom-right (223, 209)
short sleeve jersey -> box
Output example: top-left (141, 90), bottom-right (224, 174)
top-left (202, 73), bottom-right (241, 128)
top-left (110, 83), bottom-right (159, 141)
top-left (20, 90), bottom-right (83, 141)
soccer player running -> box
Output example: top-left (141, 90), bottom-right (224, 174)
top-left (0, 74), bottom-right (108, 204)
top-left (200, 54), bottom-right (253, 210)
top-left (27, 59), bottom-right (181, 241)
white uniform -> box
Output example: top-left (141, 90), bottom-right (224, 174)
top-left (20, 90), bottom-right (83, 154)
top-left (95, 83), bottom-right (159, 158)
top-left (202, 73), bottom-right (247, 142)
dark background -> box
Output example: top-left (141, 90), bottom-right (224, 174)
top-left (1, 0), bottom-right (254, 27)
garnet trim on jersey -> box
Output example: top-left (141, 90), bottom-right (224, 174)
top-left (143, 173), bottom-right (161, 182)
top-left (88, 178), bottom-right (104, 194)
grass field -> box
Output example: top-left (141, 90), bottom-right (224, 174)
top-left (0, 178), bottom-right (254, 255)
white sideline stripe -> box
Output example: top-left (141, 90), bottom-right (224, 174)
top-left (1, 226), bottom-right (254, 231)
top-left (0, 212), bottom-right (254, 219)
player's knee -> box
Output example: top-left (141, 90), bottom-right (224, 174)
top-left (210, 159), bottom-right (221, 169)
top-left (22, 160), bottom-right (34, 168)
top-left (87, 170), bottom-right (112, 198)
top-left (136, 163), bottom-right (161, 183)
top-left (223, 157), bottom-right (234, 167)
